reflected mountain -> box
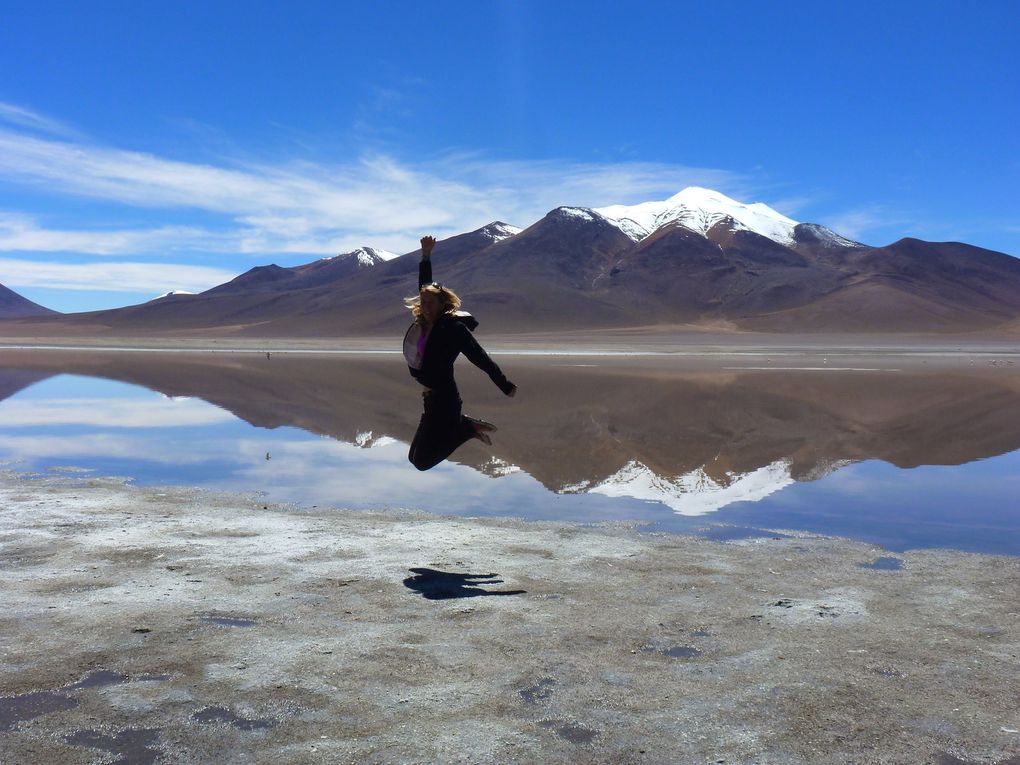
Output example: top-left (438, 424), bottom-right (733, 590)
top-left (2, 350), bottom-right (1020, 516)
top-left (0, 368), bottom-right (52, 401)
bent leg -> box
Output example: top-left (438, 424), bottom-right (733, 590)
top-left (407, 394), bottom-right (476, 471)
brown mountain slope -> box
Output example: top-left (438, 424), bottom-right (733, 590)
top-left (3, 215), bottom-right (1020, 335)
top-left (0, 283), bottom-right (58, 319)
top-left (740, 280), bottom-right (1009, 333)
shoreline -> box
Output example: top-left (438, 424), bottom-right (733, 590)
top-left (1, 337), bottom-right (1018, 360)
top-left (1, 470), bottom-right (1018, 763)
top-left (0, 328), bottom-right (1018, 357)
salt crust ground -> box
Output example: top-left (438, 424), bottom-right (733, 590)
top-left (0, 471), bottom-right (1018, 765)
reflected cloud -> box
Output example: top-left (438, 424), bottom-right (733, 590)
top-left (0, 433), bottom-right (222, 465)
top-left (213, 437), bottom-right (508, 509)
top-left (0, 396), bottom-right (235, 427)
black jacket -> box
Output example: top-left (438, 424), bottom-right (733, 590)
top-left (407, 259), bottom-right (514, 396)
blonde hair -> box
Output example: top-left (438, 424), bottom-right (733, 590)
top-left (405, 283), bottom-right (462, 323)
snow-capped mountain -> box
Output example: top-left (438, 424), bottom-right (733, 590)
top-left (480, 221), bottom-right (523, 242)
top-left (323, 246), bottom-right (396, 265)
top-left (595, 187), bottom-right (801, 245)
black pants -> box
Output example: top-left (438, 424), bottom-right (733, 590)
top-left (408, 389), bottom-right (477, 471)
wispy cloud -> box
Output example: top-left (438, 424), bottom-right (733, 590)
top-left (0, 107), bottom-right (752, 258)
top-left (0, 102), bottom-right (80, 138)
top-left (0, 257), bottom-right (237, 293)
top-left (0, 213), bottom-right (223, 255)
top-left (816, 206), bottom-right (913, 245)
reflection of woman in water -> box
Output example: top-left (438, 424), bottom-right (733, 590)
top-left (404, 235), bottom-right (517, 471)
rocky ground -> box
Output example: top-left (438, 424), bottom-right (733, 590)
top-left (1, 471), bottom-right (1019, 764)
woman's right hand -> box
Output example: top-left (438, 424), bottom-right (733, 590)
top-left (420, 235), bottom-right (436, 257)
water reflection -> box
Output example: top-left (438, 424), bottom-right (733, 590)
top-left (1, 349), bottom-right (1018, 554)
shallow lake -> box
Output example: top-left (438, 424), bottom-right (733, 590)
top-left (1, 349), bottom-right (1018, 555)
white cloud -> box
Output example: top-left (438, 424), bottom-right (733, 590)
top-left (0, 257), bottom-right (237, 293)
top-left (0, 396), bottom-right (236, 428)
top-left (0, 213), bottom-right (221, 255)
top-left (818, 206), bottom-right (910, 243)
top-left (0, 109), bottom-right (752, 258)
top-left (0, 102), bottom-right (79, 138)
top-left (0, 433), bottom-right (219, 464)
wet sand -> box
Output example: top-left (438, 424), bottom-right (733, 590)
top-left (1, 470), bottom-right (1018, 764)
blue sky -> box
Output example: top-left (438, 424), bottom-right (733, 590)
top-left (1, 1), bottom-right (1018, 312)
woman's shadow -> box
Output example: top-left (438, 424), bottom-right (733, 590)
top-left (403, 568), bottom-right (526, 600)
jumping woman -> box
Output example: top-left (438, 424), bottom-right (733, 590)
top-left (404, 235), bottom-right (517, 471)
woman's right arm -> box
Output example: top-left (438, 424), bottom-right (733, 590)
top-left (418, 235), bottom-right (435, 290)
top-left (459, 326), bottom-right (517, 396)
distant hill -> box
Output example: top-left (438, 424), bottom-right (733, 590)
top-left (3, 188), bottom-right (1020, 335)
top-left (0, 283), bottom-right (58, 319)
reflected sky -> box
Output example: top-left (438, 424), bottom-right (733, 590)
top-left (1, 351), bottom-right (1018, 555)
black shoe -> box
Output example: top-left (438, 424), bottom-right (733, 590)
top-left (466, 416), bottom-right (497, 433)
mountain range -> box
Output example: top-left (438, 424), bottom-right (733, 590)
top-left (3, 187), bottom-right (1020, 334)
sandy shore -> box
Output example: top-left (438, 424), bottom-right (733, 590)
top-left (1, 471), bottom-right (1018, 764)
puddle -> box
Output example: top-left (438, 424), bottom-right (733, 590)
top-left (65, 728), bottom-right (161, 765)
top-left (860, 556), bottom-right (904, 571)
top-left (200, 615), bottom-right (257, 627)
top-left (65, 669), bottom-right (129, 691)
top-left (538, 719), bottom-right (599, 745)
top-left (0, 691), bottom-right (77, 732)
top-left (694, 525), bottom-right (790, 542)
top-left (642, 644), bottom-right (703, 659)
top-left (874, 666), bottom-right (904, 678)
top-left (191, 705), bottom-right (275, 730)
top-left (0, 669), bottom-right (165, 732)
top-left (519, 678), bottom-right (556, 705)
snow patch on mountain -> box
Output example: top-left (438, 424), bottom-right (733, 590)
top-left (569, 458), bottom-right (795, 516)
top-left (353, 430), bottom-right (398, 448)
top-left (325, 247), bottom-right (394, 266)
top-left (152, 290), bottom-right (195, 301)
top-left (795, 223), bottom-right (862, 248)
top-left (555, 207), bottom-right (598, 223)
top-left (482, 222), bottom-right (522, 241)
top-left (480, 456), bottom-right (521, 477)
top-left (798, 457), bottom-right (854, 482)
top-left (595, 187), bottom-right (799, 246)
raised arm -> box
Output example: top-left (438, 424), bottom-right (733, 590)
top-left (418, 235), bottom-right (436, 290)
